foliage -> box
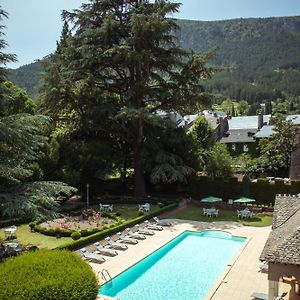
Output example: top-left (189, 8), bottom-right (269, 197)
top-left (56, 202), bottom-right (178, 250)
top-left (71, 231), bottom-right (81, 240)
top-left (145, 122), bottom-right (196, 185)
top-left (39, 0), bottom-right (215, 197)
top-left (205, 143), bottom-right (233, 179)
top-left (0, 7), bottom-right (16, 83)
top-left (249, 116), bottom-right (296, 176)
top-left (189, 175), bottom-right (300, 206)
top-left (9, 16), bottom-right (300, 105)
top-left (0, 113), bottom-right (49, 183)
top-left (0, 81), bottom-right (36, 116)
top-left (188, 115), bottom-right (215, 168)
top-left (0, 250), bottom-right (98, 300)
top-left (0, 181), bottom-right (77, 220)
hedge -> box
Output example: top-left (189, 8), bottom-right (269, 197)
top-left (0, 217), bottom-right (29, 229)
top-left (56, 202), bottom-right (178, 251)
top-left (189, 176), bottom-right (300, 206)
top-left (0, 250), bottom-right (98, 300)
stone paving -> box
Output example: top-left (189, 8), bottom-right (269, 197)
top-left (83, 219), bottom-right (297, 300)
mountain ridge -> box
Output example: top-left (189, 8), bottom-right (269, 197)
top-left (7, 15), bottom-right (300, 102)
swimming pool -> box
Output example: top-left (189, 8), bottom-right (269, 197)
top-left (100, 230), bottom-right (246, 300)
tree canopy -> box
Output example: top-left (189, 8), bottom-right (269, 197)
top-left (40, 0), bottom-right (214, 196)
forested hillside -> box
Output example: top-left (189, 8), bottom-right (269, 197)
top-left (176, 16), bottom-right (300, 104)
top-left (7, 60), bottom-right (44, 99)
top-left (7, 16), bottom-right (300, 103)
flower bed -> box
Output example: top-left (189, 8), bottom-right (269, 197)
top-left (31, 209), bottom-right (121, 238)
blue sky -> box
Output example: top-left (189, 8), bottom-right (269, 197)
top-left (2, 0), bottom-right (300, 68)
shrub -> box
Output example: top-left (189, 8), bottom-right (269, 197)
top-left (56, 202), bottom-right (178, 251)
top-left (138, 210), bottom-right (145, 216)
top-left (71, 231), bottom-right (81, 240)
top-left (0, 250), bottom-right (98, 300)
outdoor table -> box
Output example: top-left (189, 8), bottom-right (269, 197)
top-left (203, 208), bottom-right (216, 217)
top-left (102, 204), bottom-right (113, 212)
top-left (139, 203), bottom-right (150, 212)
top-left (238, 209), bottom-right (252, 219)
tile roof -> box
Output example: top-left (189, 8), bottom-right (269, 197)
top-left (220, 129), bottom-right (257, 143)
top-left (287, 114), bottom-right (300, 125)
top-left (228, 115), bottom-right (271, 130)
top-left (260, 194), bottom-right (300, 265)
top-left (254, 125), bottom-right (275, 138)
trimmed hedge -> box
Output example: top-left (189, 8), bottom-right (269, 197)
top-left (0, 217), bottom-right (29, 229)
top-left (189, 176), bottom-right (300, 206)
top-left (56, 202), bottom-right (178, 251)
top-left (0, 250), bottom-right (98, 300)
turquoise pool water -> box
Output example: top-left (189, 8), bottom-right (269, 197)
top-left (100, 230), bottom-right (246, 300)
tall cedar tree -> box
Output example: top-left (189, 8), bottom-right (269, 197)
top-left (42, 0), bottom-right (214, 196)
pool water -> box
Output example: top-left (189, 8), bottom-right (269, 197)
top-left (100, 230), bottom-right (246, 300)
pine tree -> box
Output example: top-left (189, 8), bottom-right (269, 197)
top-left (42, 0), bottom-right (214, 196)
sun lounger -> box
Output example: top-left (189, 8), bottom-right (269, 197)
top-left (80, 248), bottom-right (105, 263)
top-left (251, 292), bottom-right (287, 300)
top-left (116, 232), bottom-right (138, 244)
top-left (105, 237), bottom-right (128, 250)
top-left (135, 224), bottom-right (154, 235)
top-left (153, 216), bottom-right (172, 226)
top-left (144, 220), bottom-right (163, 231)
top-left (94, 242), bottom-right (118, 256)
top-left (125, 228), bottom-right (146, 240)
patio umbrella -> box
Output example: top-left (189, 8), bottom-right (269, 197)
top-left (201, 196), bottom-right (223, 203)
top-left (233, 197), bottom-right (255, 204)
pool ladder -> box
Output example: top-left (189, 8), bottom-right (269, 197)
top-left (98, 268), bottom-right (112, 284)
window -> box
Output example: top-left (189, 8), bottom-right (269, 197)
top-left (243, 144), bottom-right (249, 152)
top-left (232, 144), bottom-right (236, 151)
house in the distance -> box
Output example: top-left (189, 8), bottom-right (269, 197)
top-left (220, 113), bottom-right (271, 156)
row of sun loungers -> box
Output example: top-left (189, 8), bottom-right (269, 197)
top-left (80, 217), bottom-right (172, 263)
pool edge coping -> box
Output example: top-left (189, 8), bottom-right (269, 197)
top-left (204, 235), bottom-right (252, 300)
top-left (98, 228), bottom-right (247, 299)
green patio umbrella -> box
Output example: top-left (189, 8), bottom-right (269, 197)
top-left (233, 197), bottom-right (255, 204)
top-left (201, 196), bottom-right (223, 203)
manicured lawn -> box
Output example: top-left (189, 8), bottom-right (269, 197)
top-left (169, 206), bottom-right (273, 227)
top-left (0, 204), bottom-right (162, 249)
top-left (0, 224), bottom-right (72, 249)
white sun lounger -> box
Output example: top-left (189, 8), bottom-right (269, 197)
top-left (135, 224), bottom-right (154, 235)
top-left (105, 237), bottom-right (128, 250)
top-left (251, 292), bottom-right (287, 300)
top-left (153, 216), bottom-right (172, 226)
top-left (94, 242), bottom-right (118, 256)
top-left (116, 232), bottom-right (138, 244)
top-left (80, 248), bottom-right (105, 263)
top-left (125, 228), bottom-right (146, 240)
top-left (144, 220), bottom-right (163, 231)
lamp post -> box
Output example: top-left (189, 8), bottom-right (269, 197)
top-left (86, 183), bottom-right (90, 208)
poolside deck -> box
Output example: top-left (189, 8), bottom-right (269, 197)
top-left (85, 220), bottom-right (297, 300)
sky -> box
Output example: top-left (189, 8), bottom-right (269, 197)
top-left (2, 0), bottom-right (300, 69)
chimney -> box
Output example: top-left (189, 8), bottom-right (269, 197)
top-left (290, 126), bottom-right (300, 179)
top-left (218, 117), bottom-right (229, 138)
top-left (258, 113), bottom-right (263, 129)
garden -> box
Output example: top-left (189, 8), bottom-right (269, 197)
top-left (0, 202), bottom-right (165, 250)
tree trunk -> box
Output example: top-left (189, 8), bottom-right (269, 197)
top-left (133, 117), bottom-right (146, 197)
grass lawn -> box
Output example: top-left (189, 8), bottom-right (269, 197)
top-left (0, 224), bottom-right (72, 249)
top-left (169, 206), bottom-right (273, 227)
top-left (0, 204), bottom-right (161, 249)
